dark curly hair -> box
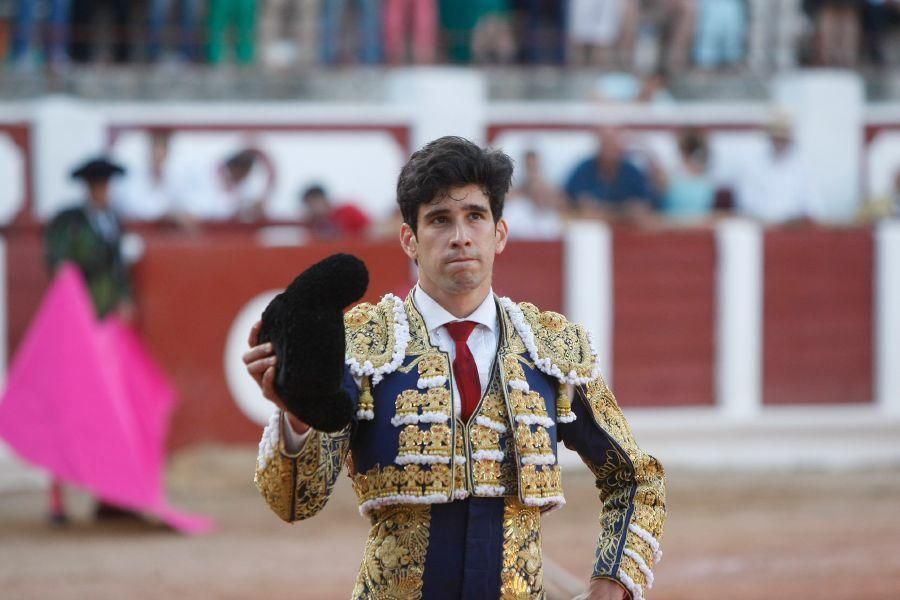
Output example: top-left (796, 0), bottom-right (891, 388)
top-left (396, 136), bottom-right (514, 234)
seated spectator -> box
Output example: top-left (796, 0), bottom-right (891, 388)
top-left (11, 0), bottom-right (70, 69)
top-left (146, 0), bottom-right (203, 64)
top-left (207, 0), bottom-right (258, 65)
top-left (567, 0), bottom-right (638, 68)
top-left (505, 149), bottom-right (565, 239)
top-left (384, 0), bottom-right (437, 65)
top-left (694, 0), bottom-right (747, 69)
top-left (112, 129), bottom-right (197, 228)
top-left (320, 0), bottom-right (381, 65)
top-left (564, 126), bottom-right (655, 223)
top-left (259, 0), bottom-right (320, 68)
top-left (735, 115), bottom-right (821, 224)
top-left (181, 148), bottom-right (276, 221)
top-left (660, 127), bottom-right (716, 221)
top-left (301, 184), bottom-right (371, 238)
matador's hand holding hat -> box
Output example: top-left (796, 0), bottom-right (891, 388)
top-left (258, 253), bottom-right (368, 433)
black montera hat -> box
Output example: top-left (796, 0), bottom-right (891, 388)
top-left (70, 157), bottom-right (126, 182)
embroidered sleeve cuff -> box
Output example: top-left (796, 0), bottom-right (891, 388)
top-left (613, 523), bottom-right (663, 600)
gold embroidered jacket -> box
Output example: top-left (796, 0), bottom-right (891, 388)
top-left (255, 292), bottom-right (666, 599)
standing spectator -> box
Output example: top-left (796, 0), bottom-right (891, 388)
top-left (504, 149), bottom-right (565, 239)
top-left (438, 0), bottom-right (510, 63)
top-left (564, 126), bottom-right (655, 223)
top-left (659, 0), bottom-right (698, 74)
top-left (860, 0), bottom-right (900, 66)
top-left (747, 0), bottom-right (802, 72)
top-left (693, 0), bottom-right (747, 70)
top-left (301, 183), bottom-right (371, 238)
top-left (567, 0), bottom-right (639, 68)
top-left (470, 0), bottom-right (516, 64)
top-left (69, 0), bottom-right (133, 64)
top-left (11, 0), bottom-right (71, 69)
top-left (207, 0), bottom-right (258, 65)
top-left (259, 0), bottom-right (321, 68)
top-left (383, 0), bottom-right (436, 64)
top-left (146, 0), bottom-right (203, 63)
top-left (515, 0), bottom-right (566, 65)
top-left (735, 115), bottom-right (821, 224)
top-left (805, 0), bottom-right (861, 67)
top-left (320, 0), bottom-right (381, 65)
top-left (660, 128), bottom-right (716, 221)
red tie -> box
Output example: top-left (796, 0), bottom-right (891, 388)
top-left (445, 321), bottom-right (481, 422)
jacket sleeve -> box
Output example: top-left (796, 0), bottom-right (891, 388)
top-left (254, 409), bottom-right (352, 523)
top-left (557, 377), bottom-right (667, 600)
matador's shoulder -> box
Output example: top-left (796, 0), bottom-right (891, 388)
top-left (499, 298), bottom-right (601, 386)
top-left (344, 293), bottom-right (409, 384)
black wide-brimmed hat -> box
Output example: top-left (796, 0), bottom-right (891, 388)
top-left (70, 157), bottom-right (126, 182)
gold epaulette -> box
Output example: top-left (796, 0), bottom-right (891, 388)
top-left (344, 294), bottom-right (411, 419)
top-left (517, 302), bottom-right (599, 385)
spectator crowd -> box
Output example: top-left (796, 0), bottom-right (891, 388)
top-left (0, 0), bottom-right (898, 72)
top-left (71, 110), bottom-right (900, 247)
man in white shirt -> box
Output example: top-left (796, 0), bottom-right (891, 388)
top-left (244, 136), bottom-right (666, 600)
top-left (736, 116), bottom-right (822, 224)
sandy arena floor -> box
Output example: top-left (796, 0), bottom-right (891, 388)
top-left (1, 445), bottom-right (899, 599)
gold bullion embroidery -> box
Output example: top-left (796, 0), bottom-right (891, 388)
top-left (293, 428), bottom-right (352, 520)
top-left (500, 498), bottom-right (545, 599)
top-left (509, 389), bottom-right (550, 419)
top-left (353, 504), bottom-right (431, 599)
top-left (418, 353), bottom-right (448, 379)
top-left (254, 451), bottom-right (295, 522)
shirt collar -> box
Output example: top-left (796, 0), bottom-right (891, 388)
top-left (413, 284), bottom-right (497, 334)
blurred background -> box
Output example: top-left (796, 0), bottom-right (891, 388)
top-left (1, 0), bottom-right (900, 598)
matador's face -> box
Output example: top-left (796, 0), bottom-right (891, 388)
top-left (400, 184), bottom-right (508, 300)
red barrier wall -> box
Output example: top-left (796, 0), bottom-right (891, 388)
top-left (763, 228), bottom-right (873, 405)
top-left (4, 225), bottom-right (876, 449)
top-left (612, 229), bottom-right (717, 407)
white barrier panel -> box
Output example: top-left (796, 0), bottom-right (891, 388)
top-left (715, 219), bottom-right (763, 419)
top-left (876, 220), bottom-right (900, 417)
top-left (564, 221), bottom-right (613, 379)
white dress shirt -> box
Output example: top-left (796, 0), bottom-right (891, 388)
top-left (283, 285), bottom-right (500, 451)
